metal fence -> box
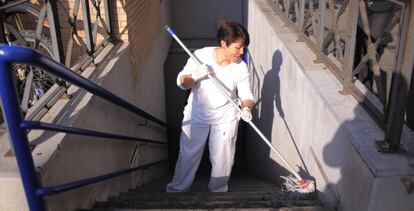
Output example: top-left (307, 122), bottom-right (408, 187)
top-left (0, 0), bottom-right (115, 124)
top-left (273, 0), bottom-right (413, 151)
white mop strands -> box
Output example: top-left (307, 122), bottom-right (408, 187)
top-left (280, 175), bottom-right (315, 200)
top-left (248, 122), bottom-right (316, 199)
top-left (164, 25), bottom-right (316, 199)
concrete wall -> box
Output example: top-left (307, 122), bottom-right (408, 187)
top-left (171, 0), bottom-right (245, 38)
top-left (37, 42), bottom-right (169, 211)
top-left (125, 0), bottom-right (162, 76)
top-left (246, 1), bottom-right (414, 211)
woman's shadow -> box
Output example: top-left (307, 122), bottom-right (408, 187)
top-left (254, 50), bottom-right (311, 183)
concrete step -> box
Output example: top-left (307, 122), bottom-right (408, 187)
top-left (89, 175), bottom-right (328, 210)
top-left (129, 185), bottom-right (282, 194)
top-left (93, 199), bottom-right (322, 209)
top-left (88, 206), bottom-right (330, 211)
top-left (109, 191), bottom-right (283, 202)
top-left (129, 175), bottom-right (279, 193)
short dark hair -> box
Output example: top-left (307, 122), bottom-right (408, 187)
top-left (217, 21), bottom-right (250, 47)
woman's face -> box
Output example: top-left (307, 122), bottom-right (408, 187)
top-left (221, 38), bottom-right (245, 63)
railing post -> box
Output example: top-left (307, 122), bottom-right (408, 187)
top-left (103, 0), bottom-right (113, 38)
top-left (340, 0), bottom-right (358, 95)
top-left (382, 1), bottom-right (414, 151)
top-left (46, 0), bottom-right (65, 64)
top-left (81, 0), bottom-right (94, 54)
top-left (316, 0), bottom-right (326, 51)
top-left (297, 0), bottom-right (305, 33)
top-left (0, 2), bottom-right (6, 43)
top-left (0, 59), bottom-right (45, 210)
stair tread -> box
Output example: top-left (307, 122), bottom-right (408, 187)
top-left (107, 192), bottom-right (283, 203)
top-left (89, 205), bottom-right (329, 211)
top-left (130, 186), bottom-right (282, 194)
top-left (128, 175), bottom-right (280, 193)
top-left (93, 199), bottom-right (322, 209)
top-left (90, 175), bottom-right (325, 210)
top-left (121, 189), bottom-right (282, 195)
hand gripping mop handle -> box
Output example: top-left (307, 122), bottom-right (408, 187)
top-left (165, 25), bottom-right (305, 184)
top-left (165, 26), bottom-right (243, 113)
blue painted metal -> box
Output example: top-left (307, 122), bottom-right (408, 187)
top-left (164, 25), bottom-right (175, 36)
top-left (36, 159), bottom-right (168, 196)
top-left (21, 120), bottom-right (168, 145)
top-left (0, 48), bottom-right (45, 210)
top-left (242, 49), bottom-right (249, 64)
top-left (0, 45), bottom-right (170, 210)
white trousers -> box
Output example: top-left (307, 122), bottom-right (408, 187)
top-left (166, 115), bottom-right (239, 192)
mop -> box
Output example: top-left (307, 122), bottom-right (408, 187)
top-left (165, 25), bottom-right (315, 199)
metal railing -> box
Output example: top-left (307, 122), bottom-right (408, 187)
top-left (272, 0), bottom-right (414, 151)
top-left (0, 45), bottom-right (169, 211)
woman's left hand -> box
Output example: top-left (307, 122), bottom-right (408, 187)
top-left (240, 107), bottom-right (252, 122)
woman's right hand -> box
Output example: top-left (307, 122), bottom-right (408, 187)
top-left (191, 64), bottom-right (213, 82)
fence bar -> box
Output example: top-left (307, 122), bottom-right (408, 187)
top-left (298, 0), bottom-right (305, 32)
top-left (0, 2), bottom-right (6, 43)
top-left (81, 0), bottom-right (94, 53)
top-left (103, 0), bottom-right (113, 37)
top-left (46, 0), bottom-right (65, 64)
top-left (0, 61), bottom-right (45, 211)
top-left (283, 0), bottom-right (290, 17)
top-left (21, 120), bottom-right (168, 145)
top-left (383, 1), bottom-right (414, 150)
top-left (341, 0), bottom-right (359, 94)
top-left (316, 0), bottom-right (327, 49)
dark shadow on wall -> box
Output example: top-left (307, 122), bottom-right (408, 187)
top-left (406, 70), bottom-right (414, 131)
top-left (163, 52), bottom-right (190, 172)
top-left (246, 49), bottom-right (379, 209)
top-left (247, 50), bottom-right (297, 184)
top-left (321, 70), bottom-right (412, 210)
top-left (320, 103), bottom-right (387, 210)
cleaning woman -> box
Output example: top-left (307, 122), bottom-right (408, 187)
top-left (166, 21), bottom-right (254, 192)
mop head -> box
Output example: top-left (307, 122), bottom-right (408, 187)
top-left (280, 175), bottom-right (315, 200)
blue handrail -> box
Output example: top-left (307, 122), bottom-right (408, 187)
top-left (35, 159), bottom-right (168, 196)
top-left (21, 120), bottom-right (168, 145)
top-left (0, 45), bottom-right (169, 211)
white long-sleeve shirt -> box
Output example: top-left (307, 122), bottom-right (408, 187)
top-left (177, 47), bottom-right (254, 124)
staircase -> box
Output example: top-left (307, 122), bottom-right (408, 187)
top-left (89, 174), bottom-right (329, 210)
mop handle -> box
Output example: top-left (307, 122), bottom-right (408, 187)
top-left (164, 25), bottom-right (302, 181)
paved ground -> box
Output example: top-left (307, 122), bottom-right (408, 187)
top-left (0, 123), bottom-right (5, 137)
top-left (0, 126), bottom-right (17, 172)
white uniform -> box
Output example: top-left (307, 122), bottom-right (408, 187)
top-left (166, 47), bottom-right (253, 192)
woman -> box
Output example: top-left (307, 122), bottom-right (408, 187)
top-left (166, 21), bottom-right (254, 192)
